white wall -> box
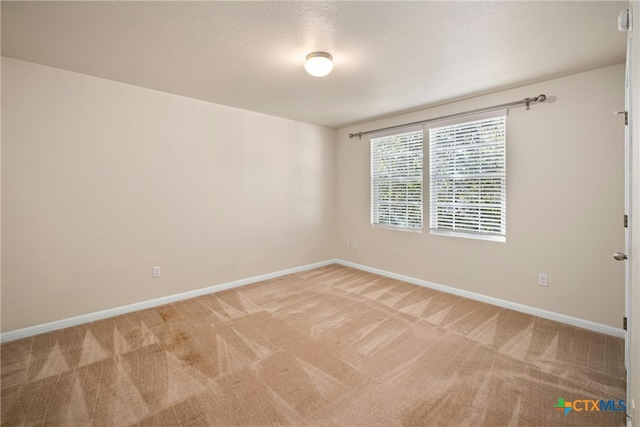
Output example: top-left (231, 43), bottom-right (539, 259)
top-left (1, 57), bottom-right (336, 332)
top-left (336, 64), bottom-right (626, 328)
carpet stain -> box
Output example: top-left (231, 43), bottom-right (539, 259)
top-left (165, 330), bottom-right (189, 351)
top-left (180, 351), bottom-right (202, 366)
top-left (159, 311), bottom-right (173, 322)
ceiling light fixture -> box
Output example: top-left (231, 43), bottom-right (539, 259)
top-left (304, 52), bottom-right (333, 77)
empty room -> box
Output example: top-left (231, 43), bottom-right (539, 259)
top-left (1, 1), bottom-right (639, 426)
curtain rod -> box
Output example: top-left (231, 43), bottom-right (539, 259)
top-left (348, 94), bottom-right (547, 139)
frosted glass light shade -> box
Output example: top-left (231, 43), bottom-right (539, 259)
top-left (304, 52), bottom-right (333, 77)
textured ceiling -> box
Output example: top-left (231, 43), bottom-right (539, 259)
top-left (1, 1), bottom-right (628, 129)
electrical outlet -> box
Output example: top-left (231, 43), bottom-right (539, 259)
top-left (346, 240), bottom-right (351, 248)
top-left (538, 273), bottom-right (548, 287)
top-left (352, 241), bottom-right (358, 250)
top-left (153, 266), bottom-right (161, 278)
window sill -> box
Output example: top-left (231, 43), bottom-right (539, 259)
top-left (371, 224), bottom-right (424, 233)
top-left (430, 229), bottom-right (506, 243)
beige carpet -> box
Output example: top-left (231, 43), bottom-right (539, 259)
top-left (1, 264), bottom-right (626, 426)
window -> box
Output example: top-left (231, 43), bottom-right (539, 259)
top-left (429, 113), bottom-right (506, 241)
top-left (371, 128), bottom-right (423, 230)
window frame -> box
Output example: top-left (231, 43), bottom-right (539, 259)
top-left (427, 110), bottom-right (507, 242)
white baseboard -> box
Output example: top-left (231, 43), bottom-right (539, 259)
top-left (1, 258), bottom-right (624, 343)
top-left (0, 259), bottom-right (336, 343)
top-left (335, 259), bottom-right (625, 338)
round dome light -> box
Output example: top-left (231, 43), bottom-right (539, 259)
top-left (304, 52), bottom-right (333, 77)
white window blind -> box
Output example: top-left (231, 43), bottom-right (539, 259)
top-left (429, 114), bottom-right (506, 240)
top-left (371, 129), bottom-right (423, 230)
